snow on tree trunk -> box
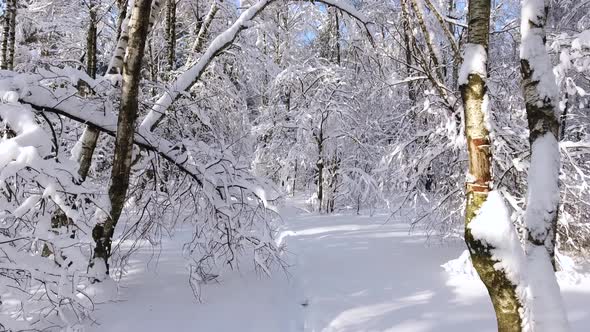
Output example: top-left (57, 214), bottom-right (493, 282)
top-left (520, 0), bottom-right (560, 270)
top-left (460, 0), bottom-right (523, 330)
top-left (519, 0), bottom-right (569, 330)
top-left (90, 0), bottom-right (154, 279)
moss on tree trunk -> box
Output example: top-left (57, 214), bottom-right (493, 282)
top-left (461, 1), bottom-right (524, 330)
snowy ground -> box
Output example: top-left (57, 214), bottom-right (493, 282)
top-left (88, 206), bottom-right (590, 332)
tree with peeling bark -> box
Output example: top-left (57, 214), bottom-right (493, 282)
top-left (460, 0), bottom-right (523, 329)
top-left (2, 0), bottom-right (590, 330)
top-left (459, 0), bottom-right (571, 330)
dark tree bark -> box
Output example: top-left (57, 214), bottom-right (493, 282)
top-left (90, 0), bottom-right (154, 279)
top-left (1, 0), bottom-right (16, 70)
top-left (400, 0), bottom-right (416, 104)
top-left (166, 0), bottom-right (176, 72)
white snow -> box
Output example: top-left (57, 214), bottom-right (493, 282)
top-left (522, 245), bottom-right (570, 331)
top-left (467, 188), bottom-right (570, 331)
top-left (86, 201), bottom-right (590, 332)
top-left (520, 0), bottom-right (560, 107)
top-left (524, 133), bottom-right (560, 242)
top-left (468, 191), bottom-right (525, 284)
top-left (572, 30), bottom-right (590, 50)
top-left (520, 132), bottom-right (569, 331)
top-left (459, 43), bottom-right (487, 85)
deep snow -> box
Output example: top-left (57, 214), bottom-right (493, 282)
top-left (88, 206), bottom-right (590, 332)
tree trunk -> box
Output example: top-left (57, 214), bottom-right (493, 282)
top-left (80, 0), bottom-right (161, 180)
top-left (315, 130), bottom-right (324, 212)
top-left (7, 0), bottom-right (15, 70)
top-left (90, 0), bottom-right (154, 279)
top-left (292, 158), bottom-right (297, 197)
top-left (461, 0), bottom-right (523, 330)
top-left (76, 2), bottom-right (101, 182)
top-left (520, 0), bottom-right (560, 270)
top-left (148, 39), bottom-right (158, 96)
top-left (108, 0), bottom-right (161, 75)
top-left (116, 0), bottom-right (129, 41)
top-left (1, 0), bottom-right (16, 70)
top-left (316, 155), bottom-right (324, 212)
top-left (165, 0), bottom-right (176, 72)
top-left (400, 0), bottom-right (416, 104)
top-left (422, 0), bottom-right (459, 58)
top-left (333, 8), bottom-right (340, 65)
top-left (1, 1), bottom-right (9, 68)
top-left (107, 1), bottom-right (133, 75)
top-left (409, 0), bottom-right (444, 83)
top-left (559, 92), bottom-right (569, 141)
top-left (193, 0), bottom-right (221, 52)
top-left (518, 2), bottom-right (570, 329)
top-left (77, 126), bottom-right (100, 180)
top-left (86, 2), bottom-right (98, 79)
top-left (189, 0), bottom-right (221, 60)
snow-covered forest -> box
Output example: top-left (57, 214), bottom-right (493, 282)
top-left (0, 0), bottom-right (589, 330)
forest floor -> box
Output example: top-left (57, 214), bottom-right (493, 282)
top-left (88, 201), bottom-right (590, 332)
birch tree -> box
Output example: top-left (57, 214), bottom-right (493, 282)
top-left (77, 1), bottom-right (100, 180)
top-left (520, 0), bottom-right (561, 269)
top-left (519, 0), bottom-right (569, 329)
top-left (90, 0), bottom-right (154, 278)
top-left (460, 0), bottom-right (523, 329)
top-left (1, 0), bottom-right (16, 70)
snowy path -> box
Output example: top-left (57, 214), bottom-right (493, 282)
top-left (89, 210), bottom-right (590, 331)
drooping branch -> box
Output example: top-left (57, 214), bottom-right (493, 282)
top-left (139, 0), bottom-right (274, 131)
top-left (139, 0), bottom-right (374, 132)
top-left (20, 92), bottom-right (204, 187)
